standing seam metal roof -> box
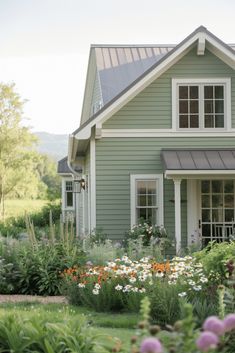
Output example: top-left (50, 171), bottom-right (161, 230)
top-left (94, 45), bottom-right (174, 105)
top-left (161, 149), bottom-right (235, 171)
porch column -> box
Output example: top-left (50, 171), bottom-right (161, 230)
top-left (173, 178), bottom-right (182, 254)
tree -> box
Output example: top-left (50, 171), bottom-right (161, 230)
top-left (0, 82), bottom-right (38, 219)
top-left (35, 154), bottom-right (61, 200)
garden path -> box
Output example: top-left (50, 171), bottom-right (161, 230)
top-left (0, 295), bottom-right (67, 304)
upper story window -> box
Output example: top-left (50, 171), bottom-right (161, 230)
top-left (172, 78), bottom-right (231, 131)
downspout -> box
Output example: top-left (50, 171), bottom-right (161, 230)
top-left (68, 134), bottom-right (82, 239)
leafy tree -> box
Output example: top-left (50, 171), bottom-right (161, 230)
top-left (0, 82), bottom-right (38, 219)
top-left (36, 154), bottom-right (61, 200)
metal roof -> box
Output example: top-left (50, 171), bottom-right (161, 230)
top-left (94, 40), bottom-right (235, 107)
top-left (94, 45), bottom-right (174, 104)
top-left (161, 149), bottom-right (235, 171)
top-left (57, 157), bottom-right (82, 174)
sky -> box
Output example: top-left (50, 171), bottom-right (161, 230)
top-left (0, 0), bottom-right (234, 134)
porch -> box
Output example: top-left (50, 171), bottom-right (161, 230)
top-left (161, 148), bottom-right (235, 253)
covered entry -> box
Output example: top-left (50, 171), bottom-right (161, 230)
top-left (161, 148), bottom-right (235, 252)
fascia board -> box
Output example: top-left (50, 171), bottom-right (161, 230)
top-left (165, 170), bottom-right (235, 179)
top-left (205, 34), bottom-right (235, 69)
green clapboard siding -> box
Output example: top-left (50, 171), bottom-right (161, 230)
top-left (103, 48), bottom-right (235, 129)
top-left (96, 137), bottom-right (235, 243)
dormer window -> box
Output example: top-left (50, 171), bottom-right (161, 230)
top-left (172, 78), bottom-right (231, 130)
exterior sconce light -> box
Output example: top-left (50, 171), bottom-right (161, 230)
top-left (73, 178), bottom-right (86, 193)
top-left (80, 178), bottom-right (86, 190)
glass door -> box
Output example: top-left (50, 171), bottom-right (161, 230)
top-left (200, 180), bottom-right (235, 246)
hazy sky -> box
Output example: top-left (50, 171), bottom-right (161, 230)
top-left (0, 0), bottom-right (234, 134)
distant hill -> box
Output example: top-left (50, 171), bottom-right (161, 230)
top-left (34, 132), bottom-right (68, 161)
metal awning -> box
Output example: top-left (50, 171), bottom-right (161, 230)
top-left (161, 149), bottom-right (235, 179)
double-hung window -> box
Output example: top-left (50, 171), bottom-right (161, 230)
top-left (130, 174), bottom-right (163, 226)
top-left (172, 78), bottom-right (231, 130)
top-left (65, 180), bottom-right (74, 208)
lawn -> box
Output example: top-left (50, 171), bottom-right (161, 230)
top-left (4, 199), bottom-right (48, 219)
top-left (0, 302), bottom-right (138, 351)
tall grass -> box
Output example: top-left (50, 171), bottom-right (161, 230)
top-left (4, 199), bottom-right (48, 219)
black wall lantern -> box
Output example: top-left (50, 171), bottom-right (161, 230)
top-left (73, 178), bottom-right (86, 193)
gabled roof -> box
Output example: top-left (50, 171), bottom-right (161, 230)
top-left (94, 45), bottom-right (174, 105)
top-left (80, 44), bottom-right (174, 126)
top-left (69, 26), bottom-right (235, 162)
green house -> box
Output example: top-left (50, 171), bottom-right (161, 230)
top-left (58, 26), bottom-right (235, 253)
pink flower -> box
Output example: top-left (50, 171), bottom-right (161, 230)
top-left (223, 314), bottom-right (235, 332)
top-left (203, 316), bottom-right (225, 335)
top-left (140, 337), bottom-right (163, 353)
top-left (196, 331), bottom-right (219, 352)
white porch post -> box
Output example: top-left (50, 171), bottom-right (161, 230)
top-left (173, 178), bottom-right (182, 254)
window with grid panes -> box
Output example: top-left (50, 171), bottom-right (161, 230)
top-left (178, 84), bottom-right (225, 129)
top-left (131, 175), bottom-right (163, 227)
top-left (136, 179), bottom-right (157, 224)
top-left (65, 181), bottom-right (73, 207)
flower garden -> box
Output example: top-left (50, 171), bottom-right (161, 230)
top-left (0, 223), bottom-right (235, 352)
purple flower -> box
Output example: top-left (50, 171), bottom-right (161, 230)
top-left (223, 314), bottom-right (235, 332)
top-left (140, 337), bottom-right (163, 353)
top-left (203, 316), bottom-right (225, 335)
top-left (86, 261), bottom-right (93, 266)
top-left (196, 331), bottom-right (219, 352)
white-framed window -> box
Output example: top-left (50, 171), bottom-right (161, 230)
top-left (64, 180), bottom-right (74, 208)
top-left (172, 78), bottom-right (231, 130)
top-left (130, 174), bottom-right (164, 227)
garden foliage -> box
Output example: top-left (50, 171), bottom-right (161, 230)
top-left (128, 296), bottom-right (235, 353)
top-left (0, 227), bottom-right (85, 295)
top-left (0, 311), bottom-right (99, 353)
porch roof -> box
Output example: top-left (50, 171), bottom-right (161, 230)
top-left (161, 148), bottom-right (235, 177)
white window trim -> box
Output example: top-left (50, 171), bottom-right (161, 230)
top-left (130, 174), bottom-right (164, 227)
top-left (172, 78), bottom-right (231, 131)
top-left (62, 178), bottom-right (75, 210)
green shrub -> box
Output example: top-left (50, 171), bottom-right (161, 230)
top-left (0, 233), bottom-right (86, 296)
top-left (85, 239), bottom-right (122, 265)
top-left (16, 240), bottom-right (85, 295)
top-left (124, 222), bottom-right (172, 259)
top-left (191, 297), bottom-right (218, 326)
top-left (125, 222), bottom-right (168, 246)
top-left (0, 312), bottom-right (100, 353)
top-left (0, 238), bottom-right (21, 294)
top-left (194, 241), bottom-right (235, 282)
top-left (148, 279), bottom-right (182, 326)
top-left (125, 237), bottom-right (164, 262)
top-left (87, 227), bottom-right (108, 245)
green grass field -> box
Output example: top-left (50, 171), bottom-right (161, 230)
top-left (4, 199), bottom-right (49, 219)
